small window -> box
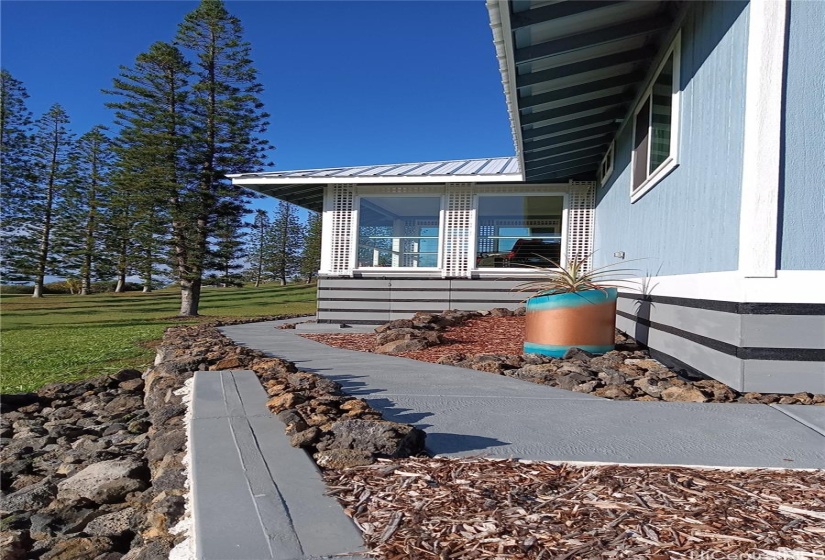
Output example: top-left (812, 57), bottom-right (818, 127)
top-left (598, 141), bottom-right (614, 186)
top-left (631, 32), bottom-right (681, 200)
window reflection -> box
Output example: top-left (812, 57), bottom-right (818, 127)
top-left (476, 195), bottom-right (563, 268)
top-left (357, 196), bottom-right (440, 268)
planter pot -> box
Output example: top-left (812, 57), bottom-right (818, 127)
top-left (523, 288), bottom-right (618, 357)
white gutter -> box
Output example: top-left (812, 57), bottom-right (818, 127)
top-left (230, 173), bottom-right (524, 187)
top-left (487, 0), bottom-right (526, 177)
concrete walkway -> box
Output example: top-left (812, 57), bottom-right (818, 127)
top-left (220, 320), bottom-right (825, 470)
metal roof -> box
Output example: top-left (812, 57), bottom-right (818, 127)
top-left (229, 157), bottom-right (522, 212)
top-left (489, 0), bottom-right (681, 182)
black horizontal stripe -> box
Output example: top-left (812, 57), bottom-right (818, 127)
top-left (319, 286), bottom-right (528, 292)
top-left (317, 308), bottom-right (446, 314)
top-left (618, 292), bottom-right (825, 316)
top-left (617, 310), bottom-right (825, 362)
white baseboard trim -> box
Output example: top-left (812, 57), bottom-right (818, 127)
top-left (617, 270), bottom-right (825, 304)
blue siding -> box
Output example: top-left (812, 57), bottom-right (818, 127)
top-left (780, 0), bottom-right (825, 271)
top-left (594, 1), bottom-right (749, 276)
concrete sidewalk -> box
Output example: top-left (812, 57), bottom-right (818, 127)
top-left (190, 369), bottom-right (367, 560)
top-left (220, 320), bottom-right (825, 470)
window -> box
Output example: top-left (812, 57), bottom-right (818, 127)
top-left (476, 195), bottom-right (564, 269)
top-left (356, 196), bottom-right (441, 268)
top-left (631, 32), bottom-right (681, 200)
top-left (598, 141), bottom-right (614, 186)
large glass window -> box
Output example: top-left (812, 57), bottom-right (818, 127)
top-left (631, 33), bottom-right (681, 198)
top-left (476, 195), bottom-right (563, 268)
top-left (356, 196), bottom-right (440, 268)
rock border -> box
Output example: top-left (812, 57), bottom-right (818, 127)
top-left (3, 314), bottom-right (426, 559)
top-left (368, 309), bottom-right (825, 405)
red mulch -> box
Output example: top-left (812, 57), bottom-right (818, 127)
top-left (300, 316), bottom-right (526, 362)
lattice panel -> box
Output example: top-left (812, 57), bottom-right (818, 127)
top-left (473, 183), bottom-right (567, 194)
top-left (566, 181), bottom-right (596, 271)
top-left (329, 184), bottom-right (354, 274)
top-left (442, 185), bottom-right (473, 278)
top-left (357, 185), bottom-right (445, 195)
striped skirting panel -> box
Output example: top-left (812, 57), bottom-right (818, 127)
top-left (316, 277), bottom-right (536, 325)
top-left (616, 293), bottom-right (825, 394)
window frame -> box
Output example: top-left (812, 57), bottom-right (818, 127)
top-left (630, 31), bottom-right (682, 202)
top-left (471, 191), bottom-right (569, 274)
top-left (598, 141), bottom-right (615, 187)
top-left (351, 193), bottom-right (445, 271)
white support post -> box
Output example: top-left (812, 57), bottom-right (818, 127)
top-left (328, 184), bottom-right (355, 275)
top-left (442, 184), bottom-right (474, 278)
top-left (738, 0), bottom-right (788, 278)
top-left (566, 181), bottom-right (596, 271)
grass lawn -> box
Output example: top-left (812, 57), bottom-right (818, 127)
top-left (0, 283), bottom-right (316, 393)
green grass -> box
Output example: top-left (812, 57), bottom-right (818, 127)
top-left (0, 283), bottom-right (316, 393)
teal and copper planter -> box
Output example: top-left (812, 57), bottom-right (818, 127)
top-left (523, 288), bottom-right (618, 357)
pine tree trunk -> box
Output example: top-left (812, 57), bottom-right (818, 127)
top-left (114, 238), bottom-right (128, 293)
top-left (32, 277), bottom-right (44, 297)
top-left (33, 122), bottom-right (60, 298)
top-left (179, 276), bottom-right (201, 316)
top-left (115, 271), bottom-right (126, 293)
top-left (142, 247), bottom-right (153, 293)
top-left (81, 153), bottom-right (98, 298)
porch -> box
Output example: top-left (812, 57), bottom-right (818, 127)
top-left (231, 157), bottom-right (597, 324)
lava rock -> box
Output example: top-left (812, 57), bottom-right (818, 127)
top-left (328, 419), bottom-right (425, 458)
top-left (313, 449), bottom-right (374, 469)
top-left (56, 459), bottom-right (148, 505)
top-left (2, 477), bottom-right (57, 513)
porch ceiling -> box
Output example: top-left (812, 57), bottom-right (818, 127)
top-left (490, 0), bottom-right (680, 182)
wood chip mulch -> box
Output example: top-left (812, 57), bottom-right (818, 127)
top-left (325, 457), bottom-right (825, 559)
top-left (300, 316), bottom-right (525, 361)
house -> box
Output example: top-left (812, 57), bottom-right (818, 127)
top-left (231, 0), bottom-right (824, 395)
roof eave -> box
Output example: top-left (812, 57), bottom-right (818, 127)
top-left (231, 173), bottom-right (524, 187)
top-left (487, 0), bottom-right (527, 178)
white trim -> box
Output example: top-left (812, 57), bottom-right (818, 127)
top-left (352, 192), bottom-right (444, 271)
top-left (319, 186), bottom-right (334, 274)
top-left (630, 32), bottom-right (682, 202)
top-left (619, 270), bottom-right (825, 304)
top-left (231, 173), bottom-right (523, 187)
top-left (472, 191), bottom-right (569, 272)
top-left (598, 142), bottom-right (615, 187)
top-left (488, 0), bottom-right (526, 175)
top-left (738, 0), bottom-right (788, 278)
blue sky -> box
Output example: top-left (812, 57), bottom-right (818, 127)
top-left (2, 0), bottom-right (515, 216)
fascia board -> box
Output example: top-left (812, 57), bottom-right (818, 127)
top-left (231, 174), bottom-right (524, 186)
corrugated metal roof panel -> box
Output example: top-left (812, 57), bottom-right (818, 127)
top-left (233, 157), bottom-right (521, 180)
top-left (229, 157), bottom-right (524, 211)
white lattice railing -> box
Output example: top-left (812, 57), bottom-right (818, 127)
top-left (329, 184), bottom-right (354, 274)
top-left (442, 184), bottom-right (474, 278)
top-left (566, 181), bottom-right (596, 271)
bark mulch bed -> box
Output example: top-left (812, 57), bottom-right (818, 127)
top-left (303, 316), bottom-right (525, 361)
top-left (325, 457), bottom-right (825, 559)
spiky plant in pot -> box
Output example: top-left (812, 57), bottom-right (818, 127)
top-left (515, 254), bottom-right (639, 357)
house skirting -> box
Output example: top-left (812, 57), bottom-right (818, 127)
top-left (616, 294), bottom-right (825, 395)
top-left (316, 276), bottom-right (533, 324)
